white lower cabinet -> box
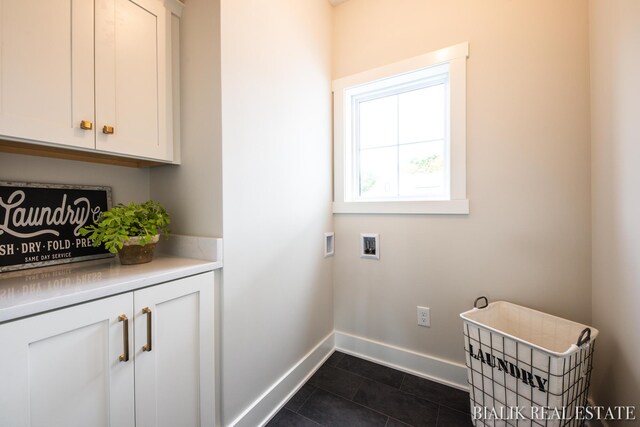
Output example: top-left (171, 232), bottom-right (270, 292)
top-left (134, 273), bottom-right (215, 427)
top-left (0, 293), bottom-right (135, 427)
top-left (0, 272), bottom-right (214, 427)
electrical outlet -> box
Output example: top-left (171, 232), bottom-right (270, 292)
top-left (417, 306), bottom-right (430, 327)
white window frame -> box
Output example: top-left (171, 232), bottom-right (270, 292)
top-left (332, 42), bottom-right (469, 214)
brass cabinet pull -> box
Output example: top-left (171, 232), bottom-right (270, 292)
top-left (119, 314), bottom-right (129, 362)
top-left (142, 307), bottom-right (152, 352)
top-left (80, 120), bottom-right (93, 130)
top-left (102, 125), bottom-right (115, 135)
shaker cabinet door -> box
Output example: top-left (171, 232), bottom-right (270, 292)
top-left (134, 272), bottom-right (215, 427)
top-left (0, 0), bottom-right (95, 149)
top-left (95, 0), bottom-right (171, 161)
top-left (0, 293), bottom-right (135, 427)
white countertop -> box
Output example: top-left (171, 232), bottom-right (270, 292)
top-left (0, 255), bottom-right (222, 323)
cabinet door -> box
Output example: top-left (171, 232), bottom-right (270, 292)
top-left (95, 0), bottom-right (171, 161)
top-left (0, 293), bottom-right (135, 427)
top-left (0, 0), bottom-right (95, 149)
top-left (134, 272), bottom-right (215, 427)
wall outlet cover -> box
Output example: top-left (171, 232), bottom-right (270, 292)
top-left (417, 306), bottom-right (430, 327)
top-left (324, 232), bottom-right (335, 257)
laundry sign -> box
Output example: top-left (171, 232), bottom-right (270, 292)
top-left (0, 182), bottom-right (113, 272)
top-left (469, 344), bottom-right (549, 392)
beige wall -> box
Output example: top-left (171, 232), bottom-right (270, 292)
top-left (150, 0), bottom-right (223, 237)
top-left (590, 0), bottom-right (640, 413)
top-left (1, 153), bottom-right (150, 203)
top-left (220, 0), bottom-right (333, 424)
top-left (333, 0), bottom-right (592, 365)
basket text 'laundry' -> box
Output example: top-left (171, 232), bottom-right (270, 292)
top-left (469, 344), bottom-right (548, 392)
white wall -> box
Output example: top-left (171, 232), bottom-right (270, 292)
top-left (332, 0), bottom-right (592, 367)
top-left (220, 0), bottom-right (333, 424)
top-left (150, 0), bottom-right (223, 237)
top-left (590, 0), bottom-right (640, 413)
top-left (0, 153), bottom-right (150, 204)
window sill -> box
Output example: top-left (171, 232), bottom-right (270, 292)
top-left (332, 199), bottom-right (469, 215)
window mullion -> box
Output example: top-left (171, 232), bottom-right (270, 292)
top-left (354, 99), bottom-right (361, 199)
top-left (396, 94), bottom-right (400, 200)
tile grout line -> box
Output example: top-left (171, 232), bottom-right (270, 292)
top-left (313, 369), bottom-right (444, 424)
top-left (348, 374), bottom-right (442, 426)
top-left (292, 409), bottom-right (324, 427)
top-left (399, 380), bottom-right (470, 413)
top-left (330, 359), bottom-right (407, 390)
top-left (312, 365), bottom-right (381, 400)
top-left (353, 373), bottom-right (440, 410)
top-left (269, 408), bottom-right (324, 427)
top-left (316, 386), bottom-right (403, 424)
top-left (438, 402), bottom-right (471, 416)
top-left (348, 376), bottom-right (366, 401)
top-left (295, 386), bottom-right (318, 414)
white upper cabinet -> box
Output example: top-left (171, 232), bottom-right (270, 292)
top-left (0, 0), bottom-right (95, 150)
top-left (0, 0), bottom-right (181, 163)
top-left (95, 0), bottom-right (170, 160)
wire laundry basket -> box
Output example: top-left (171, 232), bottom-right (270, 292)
top-left (460, 297), bottom-right (598, 427)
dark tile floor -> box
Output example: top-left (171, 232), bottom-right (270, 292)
top-left (267, 351), bottom-right (473, 427)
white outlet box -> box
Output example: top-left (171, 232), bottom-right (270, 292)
top-left (360, 233), bottom-right (379, 260)
top-left (417, 306), bottom-right (430, 327)
top-left (324, 232), bottom-right (335, 257)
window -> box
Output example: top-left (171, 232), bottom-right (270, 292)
top-left (333, 42), bottom-right (469, 214)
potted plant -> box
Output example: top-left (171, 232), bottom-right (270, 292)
top-left (79, 200), bottom-right (171, 265)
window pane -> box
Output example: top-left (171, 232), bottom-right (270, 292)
top-left (399, 140), bottom-right (446, 198)
top-left (398, 84), bottom-right (445, 145)
top-left (359, 95), bottom-right (397, 149)
top-left (359, 146), bottom-right (398, 199)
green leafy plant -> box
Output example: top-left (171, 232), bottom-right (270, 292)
top-left (79, 201), bottom-right (171, 254)
top-left (410, 154), bottom-right (443, 174)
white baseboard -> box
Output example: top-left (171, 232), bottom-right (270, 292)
top-left (230, 332), bottom-right (335, 427)
top-left (334, 330), bottom-right (468, 391)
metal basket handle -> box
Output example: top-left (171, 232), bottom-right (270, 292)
top-left (474, 296), bottom-right (489, 309)
top-left (576, 328), bottom-right (591, 347)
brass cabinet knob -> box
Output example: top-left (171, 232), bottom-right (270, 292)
top-left (102, 125), bottom-right (115, 135)
top-left (80, 120), bottom-right (93, 130)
